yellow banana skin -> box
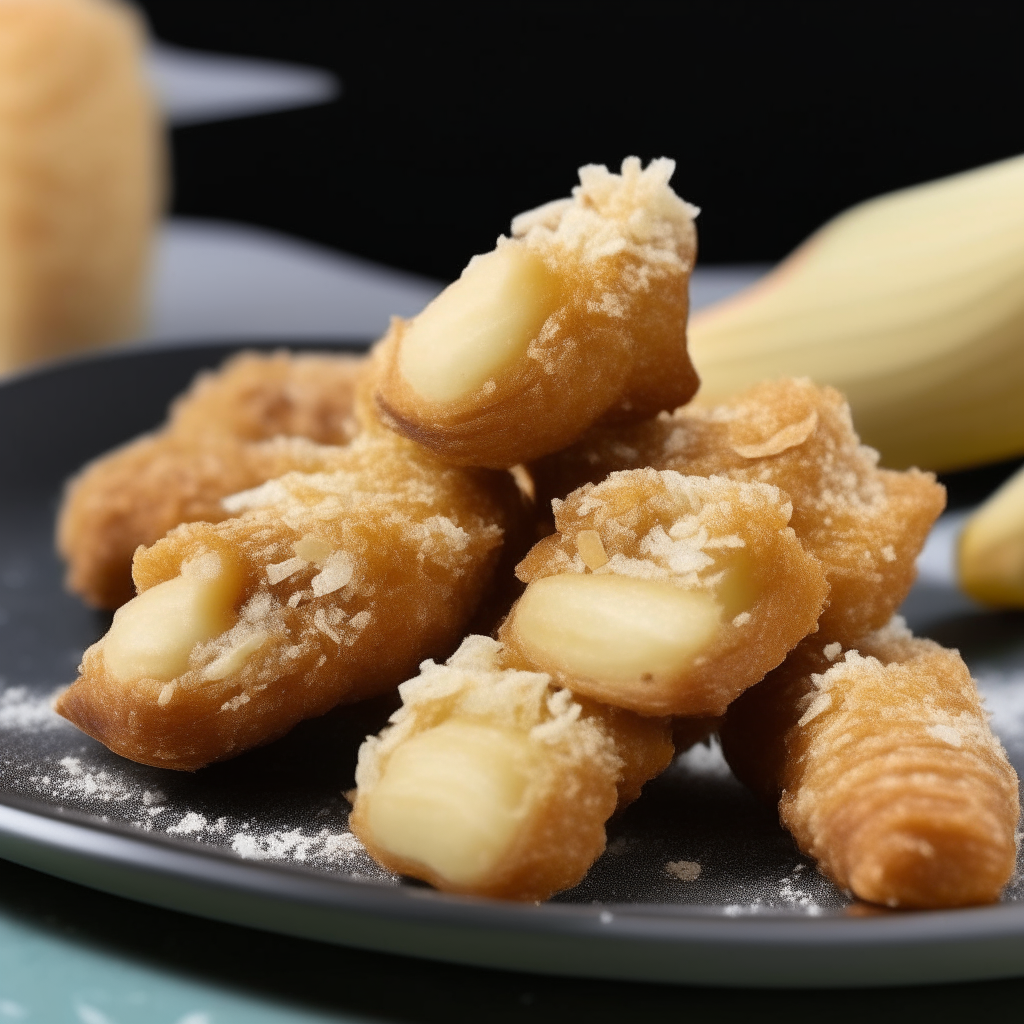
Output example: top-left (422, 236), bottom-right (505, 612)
top-left (688, 155), bottom-right (1024, 472)
top-left (959, 464), bottom-right (1024, 607)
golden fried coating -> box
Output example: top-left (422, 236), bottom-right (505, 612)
top-left (531, 378), bottom-right (946, 643)
top-left (0, 0), bottom-right (162, 372)
top-left (350, 635), bottom-right (674, 901)
top-left (720, 620), bottom-right (1020, 908)
top-left (498, 469), bottom-right (829, 717)
top-left (57, 350), bottom-right (367, 608)
top-left (374, 158), bottom-right (699, 468)
top-left (55, 431), bottom-right (520, 770)
top-left (167, 349), bottom-right (365, 444)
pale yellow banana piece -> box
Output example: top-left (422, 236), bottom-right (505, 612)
top-left (688, 155), bottom-right (1024, 472)
top-left (959, 464), bottom-right (1024, 606)
top-left (0, 0), bottom-right (163, 372)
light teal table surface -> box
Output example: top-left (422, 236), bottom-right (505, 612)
top-left (3, 855), bottom-right (1024, 1023)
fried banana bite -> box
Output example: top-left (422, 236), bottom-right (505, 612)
top-left (374, 157), bottom-right (700, 468)
top-left (166, 349), bottom-right (365, 444)
top-left (350, 635), bottom-right (674, 901)
top-left (57, 350), bottom-right (367, 608)
top-left (720, 620), bottom-right (1020, 908)
top-left (55, 431), bottom-right (519, 770)
top-left (531, 378), bottom-right (945, 644)
top-left (498, 469), bottom-right (829, 717)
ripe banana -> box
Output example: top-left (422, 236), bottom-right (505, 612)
top-left (687, 155), bottom-right (1024, 472)
top-left (958, 463), bottom-right (1024, 607)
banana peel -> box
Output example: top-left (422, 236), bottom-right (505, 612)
top-left (688, 155), bottom-right (1024, 472)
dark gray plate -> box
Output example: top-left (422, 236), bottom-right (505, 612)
top-left (1, 342), bottom-right (1023, 988)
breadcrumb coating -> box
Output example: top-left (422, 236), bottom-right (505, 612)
top-left (500, 468), bottom-right (828, 716)
top-left (720, 619), bottom-right (1020, 908)
top-left (375, 157), bottom-right (699, 468)
top-left (57, 350), bottom-right (367, 608)
top-left (531, 378), bottom-right (945, 643)
top-left (55, 431), bottom-right (518, 770)
top-left (167, 349), bottom-right (365, 444)
top-left (350, 636), bottom-right (673, 900)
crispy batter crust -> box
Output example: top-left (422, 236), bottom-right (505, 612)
top-left (350, 636), bottom-right (673, 901)
top-left (57, 350), bottom-right (367, 608)
top-left (55, 431), bottom-right (519, 770)
top-left (374, 158), bottom-right (699, 468)
top-left (500, 468), bottom-right (829, 716)
top-left (531, 378), bottom-right (946, 643)
top-left (720, 620), bottom-right (1020, 908)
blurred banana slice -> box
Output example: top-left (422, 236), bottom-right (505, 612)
top-left (689, 155), bottom-right (1024, 472)
top-left (959, 464), bottom-right (1024, 607)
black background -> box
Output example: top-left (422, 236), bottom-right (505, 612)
top-left (136, 1), bottom-right (1024, 281)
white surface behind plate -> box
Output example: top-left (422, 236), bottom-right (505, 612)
top-left (141, 218), bottom-right (769, 345)
top-left (142, 219), bottom-right (443, 344)
top-left (146, 43), bottom-right (339, 126)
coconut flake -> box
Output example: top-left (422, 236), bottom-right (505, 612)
top-left (311, 551), bottom-right (354, 597)
top-left (266, 556), bottom-right (307, 585)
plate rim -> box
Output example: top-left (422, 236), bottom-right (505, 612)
top-left (4, 789), bottom-right (1024, 989)
top-left (3, 341), bottom-right (1024, 989)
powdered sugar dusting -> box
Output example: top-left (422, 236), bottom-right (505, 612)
top-left (717, 864), bottom-right (827, 917)
top-left (37, 756), bottom-right (138, 803)
top-left (665, 859), bottom-right (701, 882)
top-left (231, 827), bottom-right (365, 864)
top-left (0, 684), bottom-right (69, 732)
top-left (5, 743), bottom-right (395, 882)
top-left (168, 811), bottom-right (208, 836)
top-left (777, 863), bottom-right (825, 916)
